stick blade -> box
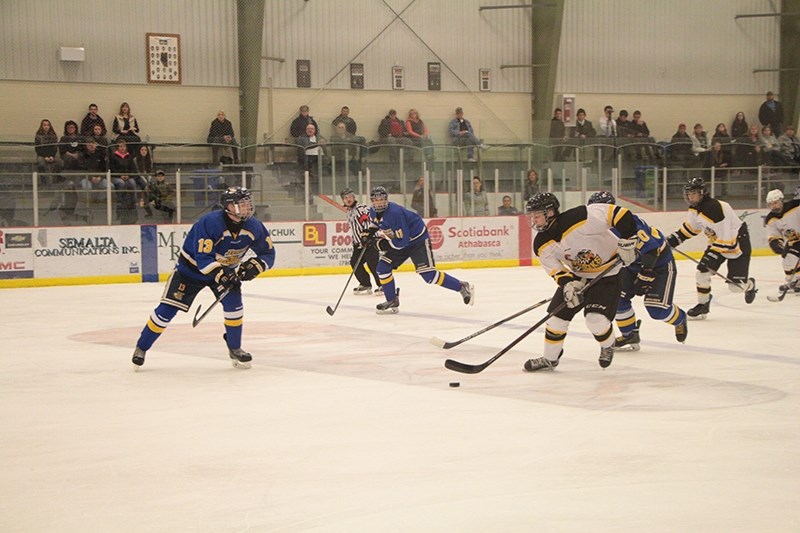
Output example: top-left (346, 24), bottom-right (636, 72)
top-left (325, 306), bottom-right (335, 316)
top-left (444, 358), bottom-right (486, 374)
top-left (430, 337), bottom-right (447, 349)
top-left (767, 294), bottom-right (785, 302)
top-left (191, 307), bottom-right (203, 328)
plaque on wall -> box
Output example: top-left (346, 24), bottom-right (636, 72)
top-left (297, 60), bottom-right (311, 88)
top-left (350, 63), bottom-right (364, 89)
top-left (146, 33), bottom-right (181, 84)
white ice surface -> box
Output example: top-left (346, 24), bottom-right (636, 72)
top-left (1, 256), bottom-right (799, 532)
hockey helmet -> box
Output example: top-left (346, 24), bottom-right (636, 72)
top-left (684, 177), bottom-right (707, 207)
top-left (220, 186), bottom-right (254, 221)
top-left (587, 191), bottom-right (616, 205)
top-left (766, 189), bottom-right (784, 214)
top-left (526, 192), bottom-right (560, 232)
top-left (370, 186), bottom-right (389, 212)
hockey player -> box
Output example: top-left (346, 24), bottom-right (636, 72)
top-left (764, 189), bottom-right (800, 295)
top-left (366, 186), bottom-right (473, 314)
top-left (131, 187), bottom-right (276, 370)
top-left (523, 192), bottom-right (638, 372)
top-left (587, 191), bottom-right (688, 351)
top-left (666, 177), bottom-right (756, 320)
top-left (340, 188), bottom-right (381, 295)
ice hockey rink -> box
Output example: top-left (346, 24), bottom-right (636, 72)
top-left (1, 255), bottom-right (799, 532)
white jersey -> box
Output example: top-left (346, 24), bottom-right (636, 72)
top-left (533, 203), bottom-right (636, 283)
top-left (676, 197), bottom-right (744, 258)
top-left (765, 199), bottom-right (800, 248)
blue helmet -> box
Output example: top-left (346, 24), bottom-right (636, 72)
top-left (587, 191), bottom-right (616, 205)
top-left (370, 186), bottom-right (389, 212)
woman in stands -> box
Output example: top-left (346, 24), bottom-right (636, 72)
top-left (113, 102), bottom-right (141, 150)
top-left (134, 144), bottom-right (155, 217)
top-left (34, 119), bottom-right (60, 180)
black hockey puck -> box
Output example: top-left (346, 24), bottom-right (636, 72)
top-left (449, 382), bottom-right (460, 388)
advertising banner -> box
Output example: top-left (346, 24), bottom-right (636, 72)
top-left (0, 229), bottom-right (35, 279)
top-left (32, 226), bottom-right (142, 278)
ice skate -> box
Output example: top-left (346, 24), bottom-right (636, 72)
top-left (459, 281), bottom-right (475, 306)
top-left (353, 285), bottom-right (372, 296)
top-left (376, 290), bottom-right (400, 314)
top-left (523, 356), bottom-right (559, 372)
top-left (598, 345), bottom-right (614, 368)
top-left (743, 277), bottom-right (757, 304)
top-left (228, 347), bottom-right (252, 369)
top-left (132, 346), bottom-right (146, 371)
top-left (674, 319), bottom-right (688, 343)
top-left (778, 279), bottom-right (800, 294)
top-left (687, 295), bottom-right (712, 320)
top-left (614, 320), bottom-right (641, 351)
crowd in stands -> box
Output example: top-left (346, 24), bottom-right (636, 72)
top-left (547, 91), bottom-right (800, 174)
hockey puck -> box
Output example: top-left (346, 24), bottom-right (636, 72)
top-left (449, 382), bottom-right (460, 388)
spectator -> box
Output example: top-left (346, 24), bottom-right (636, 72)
top-left (737, 125), bottom-right (763, 171)
top-left (410, 175), bottom-right (437, 217)
top-left (669, 123), bottom-right (693, 167)
top-left (297, 123), bottom-right (325, 190)
top-left (88, 123), bottom-right (110, 153)
top-left (758, 91), bottom-right (784, 134)
top-left (80, 103), bottom-right (107, 136)
top-left (331, 105), bottom-right (358, 135)
top-left (549, 108), bottom-right (567, 161)
top-left (616, 110), bottom-right (635, 160)
top-left (108, 140), bottom-right (138, 224)
top-left (630, 110), bottom-right (657, 161)
top-left (329, 122), bottom-right (366, 170)
top-left (146, 170), bottom-right (176, 221)
top-left (760, 125), bottom-right (781, 166)
top-left (705, 141), bottom-right (732, 195)
top-left (689, 123), bottom-right (709, 167)
top-left (448, 107), bottom-right (483, 162)
top-left (112, 102), bottom-right (141, 148)
top-left (134, 144), bottom-right (155, 216)
top-left (377, 109), bottom-right (412, 161)
top-left (776, 125), bottom-right (800, 168)
top-left (207, 110), bottom-right (239, 165)
top-left (598, 105), bottom-right (617, 138)
top-left (523, 169), bottom-right (540, 200)
top-left (405, 108), bottom-right (434, 163)
top-left (82, 139), bottom-right (107, 174)
top-left (289, 105), bottom-right (318, 139)
top-left (731, 111), bottom-right (749, 138)
top-left (498, 195), bottom-right (520, 216)
top-left (573, 108), bottom-right (595, 138)
top-left (464, 176), bottom-right (489, 216)
top-left (571, 108), bottom-right (595, 161)
top-left (712, 122), bottom-right (732, 160)
top-left (58, 120), bottom-right (84, 171)
top-left (34, 118), bottom-right (60, 177)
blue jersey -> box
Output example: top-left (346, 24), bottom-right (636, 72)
top-left (611, 213), bottom-right (671, 270)
top-left (369, 201), bottom-right (428, 250)
top-left (177, 210), bottom-right (276, 280)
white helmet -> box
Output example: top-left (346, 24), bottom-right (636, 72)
top-left (766, 189), bottom-right (784, 204)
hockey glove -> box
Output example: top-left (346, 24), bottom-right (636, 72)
top-left (212, 266), bottom-right (241, 293)
top-left (360, 224), bottom-right (379, 241)
top-left (562, 278), bottom-right (586, 309)
top-left (237, 257), bottom-right (266, 282)
top-left (634, 268), bottom-right (656, 296)
top-left (617, 238), bottom-right (638, 266)
top-left (374, 238), bottom-right (390, 253)
top-left (381, 228), bottom-right (396, 239)
top-left (666, 232), bottom-right (681, 249)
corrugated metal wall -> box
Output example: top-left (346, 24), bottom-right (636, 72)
top-left (0, 0), bottom-right (781, 94)
top-left (262, 0), bottom-right (532, 92)
top-left (556, 0), bottom-right (780, 94)
top-left (0, 0), bottom-right (238, 86)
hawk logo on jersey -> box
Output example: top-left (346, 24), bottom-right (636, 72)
top-left (571, 249), bottom-right (602, 271)
top-left (704, 227), bottom-right (717, 241)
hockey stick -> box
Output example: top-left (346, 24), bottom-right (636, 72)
top-left (767, 256), bottom-right (800, 302)
top-left (326, 242), bottom-right (371, 316)
top-left (670, 246), bottom-right (757, 303)
top-left (444, 258), bottom-right (623, 374)
top-left (430, 297), bottom-right (552, 349)
top-left (192, 287), bottom-right (232, 328)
